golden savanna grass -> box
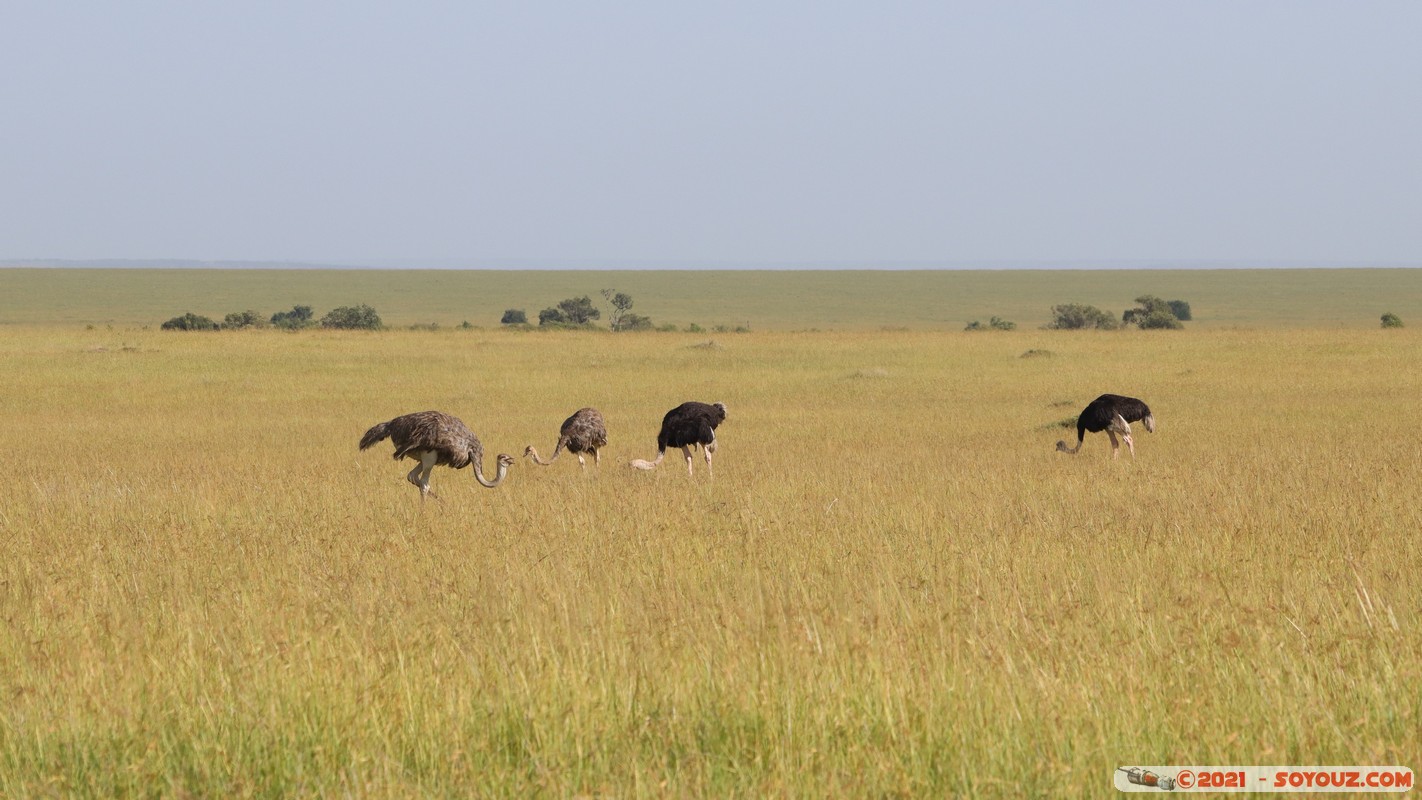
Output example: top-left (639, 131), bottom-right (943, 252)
top-left (0, 324), bottom-right (1418, 796)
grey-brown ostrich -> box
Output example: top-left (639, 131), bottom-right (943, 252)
top-left (629, 401), bottom-right (726, 476)
top-left (524, 407), bottom-right (608, 469)
top-left (1055, 394), bottom-right (1156, 458)
top-left (360, 410), bottom-right (514, 500)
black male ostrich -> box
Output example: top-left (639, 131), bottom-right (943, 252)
top-left (1056, 394), bottom-right (1156, 459)
top-left (524, 407), bottom-right (608, 470)
top-left (629, 401), bottom-right (727, 476)
top-left (360, 410), bottom-right (514, 500)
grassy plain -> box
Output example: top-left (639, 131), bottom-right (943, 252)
top-left (2, 266), bottom-right (1421, 329)
top-left (1, 310), bottom-right (1419, 796)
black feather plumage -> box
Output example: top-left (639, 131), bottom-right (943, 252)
top-left (629, 401), bottom-right (728, 475)
top-left (1056, 394), bottom-right (1156, 457)
top-left (655, 401), bottom-right (726, 452)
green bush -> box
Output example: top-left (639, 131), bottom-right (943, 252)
top-left (1123, 295), bottom-right (1183, 329)
top-left (500, 309), bottom-right (527, 325)
top-left (616, 313), bottom-right (654, 331)
top-left (270, 305), bottom-right (316, 330)
top-left (1135, 311), bottom-right (1184, 329)
top-left (1381, 312), bottom-right (1403, 328)
top-left (161, 312), bottom-right (220, 331)
top-left (1046, 304), bottom-right (1119, 330)
top-left (222, 310), bottom-right (267, 329)
top-left (320, 304), bottom-right (383, 330)
top-left (1167, 300), bottom-right (1193, 321)
top-left (966, 317), bottom-right (1016, 331)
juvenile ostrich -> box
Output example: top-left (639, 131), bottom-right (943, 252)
top-left (1056, 394), bottom-right (1156, 459)
top-left (629, 401), bottom-right (727, 476)
top-left (359, 410), bottom-right (514, 500)
top-left (524, 407), bottom-right (608, 470)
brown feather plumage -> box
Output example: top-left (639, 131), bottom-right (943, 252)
top-left (526, 407), bottom-right (607, 467)
top-left (361, 410), bottom-right (513, 494)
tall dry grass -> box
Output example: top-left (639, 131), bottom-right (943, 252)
top-left (0, 326), bottom-right (1417, 796)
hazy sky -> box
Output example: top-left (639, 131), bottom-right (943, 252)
top-left (3, 2), bottom-right (1420, 267)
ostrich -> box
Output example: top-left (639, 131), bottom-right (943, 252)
top-left (359, 410), bottom-right (514, 500)
top-left (629, 401), bottom-right (727, 476)
top-left (524, 407), bottom-right (608, 470)
top-left (1055, 394), bottom-right (1156, 459)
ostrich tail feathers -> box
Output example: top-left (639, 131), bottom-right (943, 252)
top-left (359, 421), bottom-right (390, 450)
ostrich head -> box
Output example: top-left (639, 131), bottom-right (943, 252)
top-left (713, 401), bottom-right (728, 417)
top-left (473, 452), bottom-right (516, 488)
top-left (1055, 439), bottom-right (1081, 454)
top-left (1143, 414), bottom-right (1157, 433)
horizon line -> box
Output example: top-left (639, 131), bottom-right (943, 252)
top-left (4, 258), bottom-right (1422, 271)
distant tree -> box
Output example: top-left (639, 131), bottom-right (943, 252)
top-left (1381, 312), bottom-right (1404, 328)
top-left (539, 296), bottom-right (600, 327)
top-left (601, 289), bottom-right (637, 330)
top-left (1123, 295), bottom-right (1183, 329)
top-left (271, 305), bottom-right (316, 329)
top-left (222, 310), bottom-right (267, 329)
top-left (500, 309), bottom-right (528, 325)
top-left (1046, 304), bottom-right (1119, 330)
top-left (161, 312), bottom-right (220, 331)
top-left (320, 304), bottom-right (383, 330)
top-left (558, 295), bottom-right (600, 325)
top-left (964, 320), bottom-right (985, 331)
top-left (1167, 299), bottom-right (1192, 321)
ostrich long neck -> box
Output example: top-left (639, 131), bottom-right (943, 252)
top-left (1056, 429), bottom-right (1085, 454)
top-left (528, 438), bottom-right (566, 466)
top-left (472, 455), bottom-right (509, 488)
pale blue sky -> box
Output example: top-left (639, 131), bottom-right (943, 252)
top-left (3, 2), bottom-right (1419, 267)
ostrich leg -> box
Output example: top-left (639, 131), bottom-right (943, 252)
top-left (1109, 414), bottom-right (1134, 459)
top-left (407, 451), bottom-right (441, 501)
top-left (681, 445), bottom-right (695, 475)
top-left (704, 441), bottom-right (717, 476)
top-left (592, 448), bottom-right (600, 466)
top-left (576, 453), bottom-right (587, 469)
